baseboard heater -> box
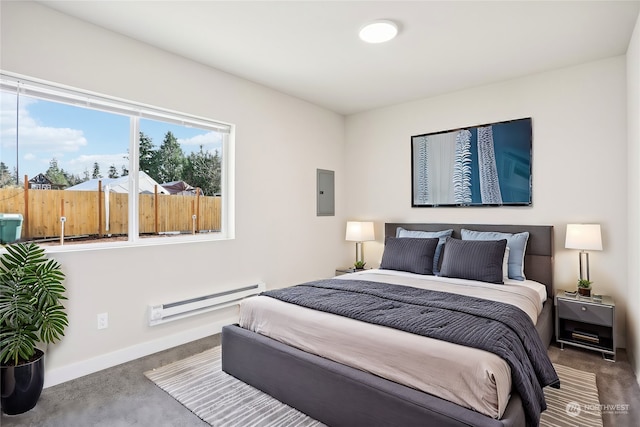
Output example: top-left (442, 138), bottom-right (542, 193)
top-left (148, 282), bottom-right (265, 326)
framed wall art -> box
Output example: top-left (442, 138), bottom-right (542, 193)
top-left (411, 117), bottom-right (532, 207)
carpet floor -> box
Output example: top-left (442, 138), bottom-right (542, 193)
top-left (145, 346), bottom-right (602, 427)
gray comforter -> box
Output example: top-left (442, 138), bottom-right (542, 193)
top-left (262, 279), bottom-right (560, 427)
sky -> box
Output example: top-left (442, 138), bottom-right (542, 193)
top-left (0, 91), bottom-right (224, 183)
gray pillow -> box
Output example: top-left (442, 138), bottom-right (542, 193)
top-left (461, 229), bottom-right (529, 281)
top-left (439, 237), bottom-right (507, 284)
top-left (395, 227), bottom-right (453, 275)
top-left (380, 237), bottom-right (439, 275)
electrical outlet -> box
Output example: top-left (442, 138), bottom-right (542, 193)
top-left (97, 312), bottom-right (108, 330)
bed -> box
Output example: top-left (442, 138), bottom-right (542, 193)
top-left (222, 223), bottom-right (556, 427)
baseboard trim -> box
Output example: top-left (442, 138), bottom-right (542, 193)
top-left (43, 320), bottom-right (228, 388)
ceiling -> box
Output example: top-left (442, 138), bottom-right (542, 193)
top-left (38, 1), bottom-right (640, 115)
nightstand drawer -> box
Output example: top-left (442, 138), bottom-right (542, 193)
top-left (557, 299), bottom-right (613, 327)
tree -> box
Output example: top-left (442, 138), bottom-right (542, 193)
top-left (45, 158), bottom-right (69, 188)
top-left (108, 164), bottom-right (119, 179)
top-left (183, 146), bottom-right (221, 196)
top-left (155, 131), bottom-right (184, 183)
top-left (92, 162), bottom-right (102, 179)
top-left (62, 169), bottom-right (86, 187)
top-left (0, 162), bottom-right (17, 188)
top-left (138, 131), bottom-right (158, 179)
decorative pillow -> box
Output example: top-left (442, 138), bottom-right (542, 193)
top-left (461, 229), bottom-right (530, 281)
top-left (396, 227), bottom-right (453, 275)
top-left (503, 246), bottom-right (510, 281)
top-left (439, 237), bottom-right (507, 284)
top-left (380, 237), bottom-right (439, 275)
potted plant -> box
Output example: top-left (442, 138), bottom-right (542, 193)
top-left (0, 242), bottom-right (68, 415)
top-left (578, 279), bottom-right (592, 297)
top-left (353, 260), bottom-right (366, 270)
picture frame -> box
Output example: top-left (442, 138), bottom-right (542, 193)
top-left (411, 117), bottom-right (532, 207)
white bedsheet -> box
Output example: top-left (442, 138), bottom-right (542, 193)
top-left (340, 269), bottom-right (546, 321)
top-left (239, 270), bottom-right (546, 420)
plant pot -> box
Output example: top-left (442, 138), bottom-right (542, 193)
top-left (1, 349), bottom-right (45, 415)
top-left (578, 287), bottom-right (591, 297)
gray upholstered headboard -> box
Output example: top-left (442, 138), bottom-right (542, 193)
top-left (385, 223), bottom-right (554, 297)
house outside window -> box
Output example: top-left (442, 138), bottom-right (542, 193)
top-left (0, 72), bottom-right (234, 247)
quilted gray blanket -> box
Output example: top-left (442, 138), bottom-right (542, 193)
top-left (262, 279), bottom-right (560, 427)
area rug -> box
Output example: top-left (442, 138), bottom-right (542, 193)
top-left (540, 363), bottom-right (603, 427)
top-left (145, 347), bottom-right (602, 427)
top-left (145, 346), bottom-right (324, 427)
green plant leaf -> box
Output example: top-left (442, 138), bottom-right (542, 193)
top-left (0, 242), bottom-right (68, 365)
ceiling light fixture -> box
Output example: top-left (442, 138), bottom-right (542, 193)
top-left (359, 20), bottom-right (398, 43)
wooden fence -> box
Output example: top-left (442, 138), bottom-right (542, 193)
top-left (0, 186), bottom-right (221, 240)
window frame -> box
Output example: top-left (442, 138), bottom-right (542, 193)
top-left (1, 71), bottom-right (235, 251)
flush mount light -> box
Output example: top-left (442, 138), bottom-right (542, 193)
top-left (359, 20), bottom-right (398, 43)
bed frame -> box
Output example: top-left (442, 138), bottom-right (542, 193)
top-left (222, 223), bottom-right (554, 427)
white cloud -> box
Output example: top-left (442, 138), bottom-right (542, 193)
top-left (178, 131), bottom-right (222, 150)
top-left (0, 94), bottom-right (87, 153)
top-left (66, 153), bottom-right (128, 176)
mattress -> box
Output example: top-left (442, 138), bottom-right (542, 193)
top-left (239, 269), bottom-right (547, 420)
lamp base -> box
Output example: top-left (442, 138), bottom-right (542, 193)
top-left (354, 241), bottom-right (365, 267)
top-left (578, 251), bottom-right (591, 282)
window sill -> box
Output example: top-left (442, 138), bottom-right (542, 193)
top-left (10, 233), bottom-right (233, 254)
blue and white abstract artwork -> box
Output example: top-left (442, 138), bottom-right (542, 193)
top-left (411, 118), bottom-right (532, 207)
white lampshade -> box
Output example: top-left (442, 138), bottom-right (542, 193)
top-left (565, 224), bottom-right (603, 251)
top-left (345, 221), bottom-right (375, 242)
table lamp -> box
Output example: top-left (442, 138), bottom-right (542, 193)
top-left (345, 221), bottom-right (375, 269)
top-left (565, 224), bottom-right (602, 282)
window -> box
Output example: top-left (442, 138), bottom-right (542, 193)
top-left (0, 73), bottom-right (233, 247)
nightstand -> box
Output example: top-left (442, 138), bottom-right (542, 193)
top-left (335, 267), bottom-right (356, 276)
top-left (555, 290), bottom-right (615, 361)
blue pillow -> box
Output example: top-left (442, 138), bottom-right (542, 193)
top-left (396, 227), bottom-right (453, 275)
top-left (461, 229), bottom-right (529, 280)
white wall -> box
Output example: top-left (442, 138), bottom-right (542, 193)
top-left (627, 12), bottom-right (640, 380)
top-left (345, 57), bottom-right (629, 347)
top-left (3, 0), bottom-right (637, 387)
top-left (1, 1), bottom-right (346, 386)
